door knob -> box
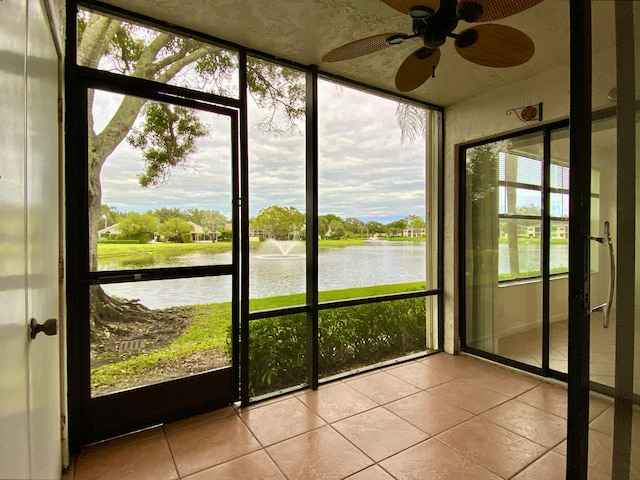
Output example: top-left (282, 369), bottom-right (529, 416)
top-left (30, 318), bottom-right (58, 340)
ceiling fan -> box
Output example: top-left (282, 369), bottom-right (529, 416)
top-left (322, 0), bottom-right (543, 92)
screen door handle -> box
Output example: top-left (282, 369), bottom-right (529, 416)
top-left (590, 221), bottom-right (615, 328)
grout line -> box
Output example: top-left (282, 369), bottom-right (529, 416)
top-left (162, 425), bottom-right (183, 479)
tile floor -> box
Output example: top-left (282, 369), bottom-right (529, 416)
top-left (497, 315), bottom-right (640, 390)
top-left (63, 353), bottom-right (638, 480)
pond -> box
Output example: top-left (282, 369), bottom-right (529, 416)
top-left (102, 241), bottom-right (427, 309)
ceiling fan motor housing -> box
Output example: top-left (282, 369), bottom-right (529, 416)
top-left (414, 0), bottom-right (460, 48)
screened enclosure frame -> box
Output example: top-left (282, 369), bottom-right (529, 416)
top-left (65, 0), bottom-right (445, 449)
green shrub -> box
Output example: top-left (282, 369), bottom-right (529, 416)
top-left (232, 297), bottom-right (427, 397)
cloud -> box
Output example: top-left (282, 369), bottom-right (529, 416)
top-left (97, 76), bottom-right (430, 223)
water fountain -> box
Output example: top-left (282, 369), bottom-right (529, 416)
top-left (255, 239), bottom-right (305, 259)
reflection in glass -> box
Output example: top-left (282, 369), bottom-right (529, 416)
top-left (465, 136), bottom-right (544, 366)
top-left (498, 219), bottom-right (542, 281)
top-left (319, 297), bottom-right (427, 379)
top-left (90, 280), bottom-right (232, 397)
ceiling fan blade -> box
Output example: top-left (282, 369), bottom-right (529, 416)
top-left (322, 32), bottom-right (406, 62)
top-left (457, 0), bottom-right (544, 22)
top-left (455, 24), bottom-right (534, 67)
top-left (382, 0), bottom-right (440, 16)
top-left (395, 47), bottom-right (441, 92)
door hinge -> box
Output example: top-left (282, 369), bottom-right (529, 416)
top-left (58, 257), bottom-right (64, 283)
top-left (58, 98), bottom-right (63, 123)
top-left (60, 415), bottom-right (66, 438)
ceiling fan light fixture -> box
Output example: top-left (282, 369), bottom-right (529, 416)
top-left (457, 2), bottom-right (483, 22)
top-left (386, 34), bottom-right (407, 45)
top-left (415, 47), bottom-right (435, 59)
top-left (409, 6), bottom-right (434, 19)
top-left (455, 28), bottom-right (478, 48)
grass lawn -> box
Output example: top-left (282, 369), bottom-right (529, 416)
top-left (97, 241), bottom-right (232, 260)
top-left (91, 281), bottom-right (427, 389)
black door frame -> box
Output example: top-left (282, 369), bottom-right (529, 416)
top-left (66, 67), bottom-right (242, 446)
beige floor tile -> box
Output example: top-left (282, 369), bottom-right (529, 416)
top-left (266, 425), bottom-right (372, 480)
top-left (183, 450), bottom-right (285, 480)
top-left (80, 427), bottom-right (165, 456)
top-left (511, 451), bottom-right (567, 480)
top-left (385, 390), bottom-right (473, 436)
top-left (517, 383), bottom-right (568, 418)
top-left (166, 414), bottom-right (261, 477)
top-left (590, 405), bottom-right (615, 436)
top-left (386, 361), bottom-right (456, 389)
top-left (297, 382), bottom-right (377, 423)
top-left (164, 406), bottom-right (236, 434)
top-left (333, 407), bottom-right (428, 462)
top-left (75, 435), bottom-right (177, 480)
top-left (516, 382), bottom-right (612, 421)
top-left (553, 429), bottom-right (614, 476)
top-left (587, 429), bottom-right (614, 476)
top-left (345, 371), bottom-right (421, 405)
top-left (380, 439), bottom-right (502, 480)
top-left (427, 377), bottom-right (510, 414)
top-left (345, 465), bottom-right (395, 479)
top-left (420, 353), bottom-right (488, 378)
top-left (466, 365), bottom-right (540, 397)
top-left (437, 417), bottom-right (547, 479)
top-left (239, 396), bottom-right (325, 446)
top-left (481, 399), bottom-right (566, 448)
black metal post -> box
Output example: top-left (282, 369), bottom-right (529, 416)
top-left (239, 50), bottom-right (251, 406)
top-left (305, 65), bottom-right (319, 389)
top-left (567, 1), bottom-right (592, 478)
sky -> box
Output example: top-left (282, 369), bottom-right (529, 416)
top-left (96, 78), bottom-right (428, 224)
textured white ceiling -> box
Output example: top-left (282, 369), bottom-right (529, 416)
top-left (99, 0), bottom-right (615, 107)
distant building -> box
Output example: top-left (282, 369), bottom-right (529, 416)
top-left (98, 223), bottom-right (121, 239)
top-left (403, 228), bottom-right (426, 238)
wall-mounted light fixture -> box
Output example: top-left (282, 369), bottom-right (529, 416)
top-left (506, 102), bottom-right (543, 122)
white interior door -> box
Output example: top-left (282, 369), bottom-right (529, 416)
top-left (0, 0), bottom-right (62, 478)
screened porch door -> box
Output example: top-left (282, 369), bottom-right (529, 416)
top-left (76, 85), bottom-right (240, 444)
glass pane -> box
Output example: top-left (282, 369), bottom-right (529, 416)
top-left (550, 221), bottom-right (569, 275)
top-left (550, 162), bottom-right (570, 190)
top-left (549, 131), bottom-right (570, 374)
top-left (78, 9), bottom-right (239, 98)
top-left (319, 297), bottom-right (427, 379)
top-left (90, 90), bottom-right (233, 272)
top-left (550, 193), bottom-right (569, 219)
top-left (318, 79), bottom-right (429, 301)
top-left (499, 187), bottom-right (542, 215)
top-left (247, 58), bottom-right (306, 311)
top-left (498, 219), bottom-right (542, 280)
top-left (499, 153), bottom-right (542, 186)
top-left (90, 279), bottom-right (232, 397)
top-left (249, 314), bottom-right (307, 398)
top-left (589, 116), bottom-right (617, 389)
top-left (466, 135), bottom-right (543, 364)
